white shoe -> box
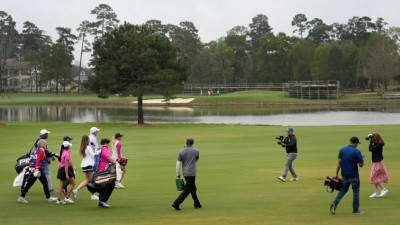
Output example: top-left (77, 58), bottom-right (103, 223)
top-left (56, 199), bottom-right (66, 205)
top-left (277, 176), bottom-right (286, 182)
top-left (380, 189), bottom-right (389, 197)
top-left (115, 183), bottom-right (125, 189)
top-left (369, 193), bottom-right (379, 198)
top-left (290, 177), bottom-right (298, 181)
top-left (64, 198), bottom-right (74, 204)
top-left (18, 197), bottom-right (28, 204)
top-left (91, 195), bottom-right (99, 200)
top-left (47, 196), bottom-right (57, 202)
top-left (72, 190), bottom-right (78, 199)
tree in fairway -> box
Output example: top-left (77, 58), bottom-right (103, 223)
top-left (88, 23), bottom-right (190, 124)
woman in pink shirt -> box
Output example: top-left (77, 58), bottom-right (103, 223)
top-left (97, 138), bottom-right (118, 208)
top-left (56, 141), bottom-right (77, 204)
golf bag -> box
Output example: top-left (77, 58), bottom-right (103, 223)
top-left (87, 163), bottom-right (117, 193)
top-left (15, 154), bottom-right (31, 174)
top-left (15, 143), bottom-right (36, 173)
top-left (324, 176), bottom-right (343, 193)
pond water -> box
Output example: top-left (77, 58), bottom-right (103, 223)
top-left (0, 105), bottom-right (399, 126)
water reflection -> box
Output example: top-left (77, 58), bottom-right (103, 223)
top-left (0, 105), bottom-right (399, 125)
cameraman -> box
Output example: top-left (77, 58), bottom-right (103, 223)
top-left (277, 127), bottom-right (298, 182)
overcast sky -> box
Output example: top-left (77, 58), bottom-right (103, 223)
top-left (2, 0), bottom-right (399, 67)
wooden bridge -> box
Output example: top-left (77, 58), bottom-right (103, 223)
top-left (183, 83), bottom-right (283, 95)
top-left (183, 81), bottom-right (341, 99)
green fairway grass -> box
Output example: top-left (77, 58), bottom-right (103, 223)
top-left (1, 122), bottom-right (399, 224)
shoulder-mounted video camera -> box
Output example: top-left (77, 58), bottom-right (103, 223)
top-left (275, 136), bottom-right (284, 144)
top-left (365, 134), bottom-right (372, 141)
top-left (324, 176), bottom-right (342, 193)
top-left (46, 152), bottom-right (60, 163)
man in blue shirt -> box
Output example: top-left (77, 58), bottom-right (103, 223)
top-left (330, 137), bottom-right (364, 215)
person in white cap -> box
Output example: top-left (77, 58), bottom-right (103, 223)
top-left (56, 141), bottom-right (77, 204)
top-left (89, 127), bottom-right (100, 151)
top-left (35, 129), bottom-right (57, 194)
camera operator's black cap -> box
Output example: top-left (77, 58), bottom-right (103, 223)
top-left (115, 133), bottom-right (124, 138)
top-left (63, 136), bottom-right (73, 141)
top-left (350, 136), bottom-right (361, 144)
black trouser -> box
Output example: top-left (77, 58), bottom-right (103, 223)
top-left (99, 181), bottom-right (115, 203)
top-left (174, 176), bottom-right (201, 206)
top-left (21, 168), bottom-right (50, 198)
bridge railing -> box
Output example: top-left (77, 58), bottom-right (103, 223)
top-left (183, 83), bottom-right (283, 95)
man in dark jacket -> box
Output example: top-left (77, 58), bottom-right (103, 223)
top-left (277, 127), bottom-right (298, 182)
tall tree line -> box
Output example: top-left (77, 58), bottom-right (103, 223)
top-left (1, 6), bottom-right (400, 93)
top-left (145, 13), bottom-right (400, 90)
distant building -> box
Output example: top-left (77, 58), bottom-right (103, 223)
top-left (2, 59), bottom-right (31, 91)
top-left (1, 59), bottom-right (50, 92)
top-left (73, 70), bottom-right (89, 84)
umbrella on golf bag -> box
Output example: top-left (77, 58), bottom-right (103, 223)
top-left (88, 163), bottom-right (117, 193)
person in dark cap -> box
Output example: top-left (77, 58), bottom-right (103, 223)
top-left (63, 136), bottom-right (73, 141)
top-left (277, 127), bottom-right (298, 182)
top-left (96, 138), bottom-right (118, 208)
top-left (171, 137), bottom-right (201, 210)
top-left (330, 136), bottom-right (365, 215)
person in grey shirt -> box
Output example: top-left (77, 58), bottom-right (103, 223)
top-left (171, 138), bottom-right (202, 210)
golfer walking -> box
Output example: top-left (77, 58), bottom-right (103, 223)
top-left (35, 129), bottom-right (57, 193)
top-left (330, 136), bottom-right (364, 215)
top-left (172, 138), bottom-right (202, 210)
top-left (277, 127), bottom-right (298, 182)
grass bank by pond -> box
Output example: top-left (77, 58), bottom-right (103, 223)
top-left (1, 122), bottom-right (399, 224)
top-left (1, 90), bottom-right (398, 106)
